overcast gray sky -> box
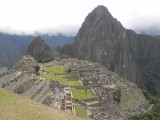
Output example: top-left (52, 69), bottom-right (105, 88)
top-left (0, 0), bottom-right (160, 36)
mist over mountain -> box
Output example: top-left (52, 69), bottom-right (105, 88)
top-left (59, 5), bottom-right (160, 96)
top-left (135, 27), bottom-right (160, 38)
top-left (0, 33), bottom-right (74, 68)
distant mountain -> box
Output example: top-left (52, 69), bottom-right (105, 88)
top-left (41, 34), bottom-right (74, 48)
top-left (154, 35), bottom-right (160, 39)
top-left (0, 33), bottom-right (33, 68)
top-left (136, 30), bottom-right (160, 39)
top-left (60, 5), bottom-right (160, 96)
top-left (0, 33), bottom-right (74, 68)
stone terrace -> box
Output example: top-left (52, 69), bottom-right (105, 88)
top-left (0, 67), bottom-right (75, 115)
top-left (70, 59), bottom-right (151, 120)
top-left (0, 58), bottom-right (152, 120)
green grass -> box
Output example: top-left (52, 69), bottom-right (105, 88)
top-left (0, 89), bottom-right (81, 120)
top-left (54, 75), bottom-right (68, 85)
top-left (37, 89), bottom-right (51, 102)
top-left (43, 66), bottom-right (65, 74)
top-left (40, 65), bottom-right (67, 84)
top-left (68, 80), bottom-right (81, 86)
top-left (40, 65), bottom-right (65, 80)
top-left (72, 88), bottom-right (95, 100)
top-left (75, 104), bottom-right (88, 119)
top-left (30, 91), bottom-right (39, 99)
top-left (40, 65), bottom-right (81, 86)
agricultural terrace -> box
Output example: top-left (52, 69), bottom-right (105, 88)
top-left (72, 88), bottom-right (96, 100)
top-left (40, 65), bottom-right (80, 86)
top-left (75, 104), bottom-right (88, 119)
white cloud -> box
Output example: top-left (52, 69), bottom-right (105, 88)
top-left (0, 0), bottom-right (160, 35)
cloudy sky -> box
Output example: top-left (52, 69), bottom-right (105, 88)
top-left (0, 0), bottom-right (160, 36)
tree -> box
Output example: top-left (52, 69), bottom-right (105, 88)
top-left (66, 66), bottom-right (72, 74)
top-left (83, 79), bottom-right (89, 94)
top-left (34, 65), bottom-right (40, 72)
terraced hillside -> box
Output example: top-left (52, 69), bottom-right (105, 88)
top-left (40, 59), bottom-right (94, 119)
top-left (0, 57), bottom-right (91, 119)
top-left (0, 57), bottom-right (82, 119)
top-left (0, 89), bottom-right (82, 120)
top-left (0, 56), bottom-right (153, 120)
top-left (40, 59), bottom-right (152, 120)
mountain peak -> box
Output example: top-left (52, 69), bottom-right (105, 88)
top-left (26, 37), bottom-right (54, 63)
top-left (90, 5), bottom-right (112, 18)
top-left (84, 5), bottom-right (114, 24)
top-left (93, 5), bottom-right (109, 14)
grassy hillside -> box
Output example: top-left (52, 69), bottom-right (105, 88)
top-left (40, 65), bottom-right (81, 86)
top-left (0, 89), bottom-right (82, 120)
top-left (75, 104), bottom-right (88, 119)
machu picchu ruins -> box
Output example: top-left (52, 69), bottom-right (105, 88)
top-left (0, 56), bottom-right (153, 120)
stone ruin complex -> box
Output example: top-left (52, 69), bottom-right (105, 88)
top-left (0, 58), bottom-right (153, 120)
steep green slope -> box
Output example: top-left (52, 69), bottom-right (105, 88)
top-left (0, 89), bottom-right (82, 120)
top-left (26, 37), bottom-right (54, 63)
top-left (129, 91), bottom-right (160, 120)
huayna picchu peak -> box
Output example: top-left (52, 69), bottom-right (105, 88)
top-left (59, 5), bottom-right (160, 96)
top-left (88, 5), bottom-right (112, 17)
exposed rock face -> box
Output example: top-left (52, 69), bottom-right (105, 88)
top-left (127, 31), bottom-right (160, 95)
top-left (60, 5), bottom-right (160, 95)
top-left (26, 37), bottom-right (54, 63)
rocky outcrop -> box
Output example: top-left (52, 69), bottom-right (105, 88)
top-left (60, 5), bottom-right (160, 95)
top-left (13, 55), bottom-right (39, 72)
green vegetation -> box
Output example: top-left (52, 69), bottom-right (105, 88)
top-left (119, 85), bottom-right (145, 111)
top-left (30, 91), bottom-right (39, 100)
top-left (35, 66), bottom-right (40, 76)
top-left (129, 91), bottom-right (160, 120)
top-left (40, 63), bottom-right (95, 119)
top-left (113, 87), bottom-right (121, 102)
top-left (0, 89), bottom-right (81, 120)
top-left (72, 88), bottom-right (95, 100)
top-left (43, 65), bottom-right (64, 74)
top-left (40, 65), bottom-right (81, 86)
top-left (75, 104), bottom-right (88, 119)
top-left (66, 65), bottom-right (72, 74)
top-left (40, 65), bottom-right (66, 84)
top-left (40, 64), bottom-right (94, 100)
top-left (26, 37), bottom-right (54, 63)
top-left (68, 80), bottom-right (81, 86)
